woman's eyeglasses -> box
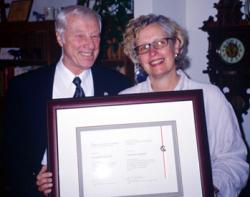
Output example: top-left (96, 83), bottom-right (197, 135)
top-left (134, 37), bottom-right (174, 55)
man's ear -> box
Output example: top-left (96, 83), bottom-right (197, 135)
top-left (56, 32), bottom-right (63, 47)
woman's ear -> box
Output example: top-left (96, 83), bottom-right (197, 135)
top-left (56, 32), bottom-right (63, 47)
top-left (174, 38), bottom-right (182, 55)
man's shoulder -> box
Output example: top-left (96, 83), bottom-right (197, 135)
top-left (91, 65), bottom-right (134, 95)
top-left (12, 65), bottom-right (55, 81)
top-left (92, 65), bottom-right (132, 82)
top-left (8, 65), bottom-right (56, 91)
top-left (92, 65), bottom-right (123, 75)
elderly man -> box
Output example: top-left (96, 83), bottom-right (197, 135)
top-left (4, 5), bottom-right (132, 197)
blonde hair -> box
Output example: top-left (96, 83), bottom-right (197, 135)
top-left (122, 14), bottom-right (189, 69)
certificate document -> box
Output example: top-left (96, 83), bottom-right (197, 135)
top-left (49, 91), bottom-right (213, 197)
top-left (76, 121), bottom-right (183, 197)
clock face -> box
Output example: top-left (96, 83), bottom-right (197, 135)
top-left (218, 37), bottom-right (245, 64)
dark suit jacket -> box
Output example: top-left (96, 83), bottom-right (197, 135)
top-left (3, 64), bottom-right (132, 197)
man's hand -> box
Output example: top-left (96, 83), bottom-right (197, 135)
top-left (36, 165), bottom-right (53, 196)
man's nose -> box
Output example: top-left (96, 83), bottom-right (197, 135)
top-left (81, 36), bottom-right (95, 49)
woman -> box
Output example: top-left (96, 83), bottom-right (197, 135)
top-left (120, 14), bottom-right (248, 197)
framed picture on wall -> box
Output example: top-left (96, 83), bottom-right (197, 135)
top-left (8, 0), bottom-right (33, 21)
top-left (48, 90), bottom-right (214, 197)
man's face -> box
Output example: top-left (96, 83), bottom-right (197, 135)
top-left (57, 14), bottom-right (101, 75)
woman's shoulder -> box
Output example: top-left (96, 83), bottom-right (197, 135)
top-left (186, 77), bottom-right (230, 110)
top-left (119, 80), bottom-right (148, 94)
top-left (188, 78), bottom-right (224, 98)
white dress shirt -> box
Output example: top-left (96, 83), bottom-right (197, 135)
top-left (53, 58), bottom-right (94, 99)
top-left (42, 58), bottom-right (94, 165)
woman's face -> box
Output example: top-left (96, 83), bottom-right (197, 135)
top-left (136, 23), bottom-right (180, 79)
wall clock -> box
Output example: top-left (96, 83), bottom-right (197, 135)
top-left (218, 37), bottom-right (245, 64)
top-left (201, 0), bottom-right (250, 124)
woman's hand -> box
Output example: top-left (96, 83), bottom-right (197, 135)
top-left (36, 165), bottom-right (53, 196)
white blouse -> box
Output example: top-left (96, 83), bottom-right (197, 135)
top-left (120, 69), bottom-right (249, 197)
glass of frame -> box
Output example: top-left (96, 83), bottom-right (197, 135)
top-left (47, 90), bottom-right (214, 197)
top-left (8, 0), bottom-right (32, 22)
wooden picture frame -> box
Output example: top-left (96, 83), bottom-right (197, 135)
top-left (8, 0), bottom-right (32, 22)
top-left (48, 90), bottom-right (214, 197)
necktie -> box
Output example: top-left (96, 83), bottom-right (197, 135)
top-left (73, 77), bottom-right (85, 98)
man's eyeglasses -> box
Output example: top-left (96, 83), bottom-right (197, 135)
top-left (134, 37), bottom-right (174, 55)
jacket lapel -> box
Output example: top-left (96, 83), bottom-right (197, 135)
top-left (92, 66), bottom-right (108, 96)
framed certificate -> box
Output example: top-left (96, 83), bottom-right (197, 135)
top-left (48, 90), bottom-right (214, 197)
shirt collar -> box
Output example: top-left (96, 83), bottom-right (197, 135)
top-left (57, 58), bottom-right (92, 87)
top-left (145, 69), bottom-right (186, 91)
top-left (54, 58), bottom-right (94, 98)
top-left (174, 69), bottom-right (186, 91)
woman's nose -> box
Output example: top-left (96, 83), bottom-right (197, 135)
top-left (148, 46), bottom-right (158, 56)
